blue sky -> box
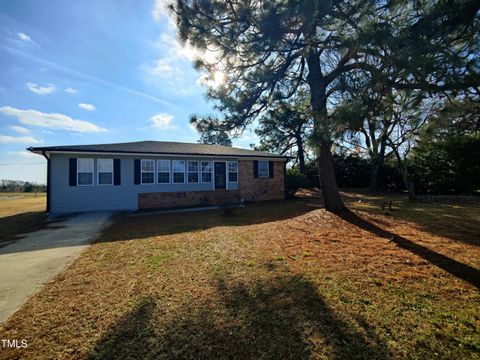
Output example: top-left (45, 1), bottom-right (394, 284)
top-left (0, 0), bottom-right (257, 183)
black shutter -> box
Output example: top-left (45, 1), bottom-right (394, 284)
top-left (69, 158), bottom-right (77, 186)
top-left (253, 160), bottom-right (258, 178)
top-left (114, 159), bottom-right (121, 185)
top-left (269, 161), bottom-right (274, 178)
top-left (134, 159), bottom-right (140, 184)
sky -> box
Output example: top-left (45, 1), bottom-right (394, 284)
top-left (0, 0), bottom-right (258, 184)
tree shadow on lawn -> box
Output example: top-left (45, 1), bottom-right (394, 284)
top-left (336, 209), bottom-right (480, 289)
top-left (87, 274), bottom-right (388, 360)
top-left (97, 198), bottom-right (322, 243)
top-left (341, 191), bottom-right (480, 248)
top-left (0, 211), bottom-right (46, 248)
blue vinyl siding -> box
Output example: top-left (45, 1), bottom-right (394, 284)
top-left (49, 154), bottom-right (240, 213)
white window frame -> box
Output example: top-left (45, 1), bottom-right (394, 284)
top-left (172, 160), bottom-right (185, 184)
top-left (258, 160), bottom-right (269, 178)
top-left (97, 159), bottom-right (113, 186)
top-left (228, 161), bottom-right (238, 183)
top-left (141, 159), bottom-right (155, 185)
top-left (157, 159), bottom-right (171, 184)
top-left (187, 160), bottom-right (200, 183)
top-left (77, 158), bottom-right (94, 186)
top-left (201, 161), bottom-right (213, 184)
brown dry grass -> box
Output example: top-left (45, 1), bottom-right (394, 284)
top-left (0, 190), bottom-right (479, 359)
top-left (0, 193), bottom-right (46, 246)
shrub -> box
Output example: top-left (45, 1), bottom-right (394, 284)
top-left (333, 154), bottom-right (371, 188)
top-left (286, 168), bottom-right (311, 198)
top-left (410, 137), bottom-right (480, 194)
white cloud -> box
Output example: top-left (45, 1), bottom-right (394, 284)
top-left (64, 87), bottom-right (77, 94)
top-left (152, 0), bottom-right (176, 28)
top-left (17, 32), bottom-right (31, 42)
top-left (0, 135), bottom-right (41, 144)
top-left (152, 0), bottom-right (166, 21)
top-left (150, 113), bottom-right (175, 129)
top-left (151, 31), bottom-right (210, 69)
top-left (0, 106), bottom-right (106, 133)
top-left (150, 58), bottom-right (174, 75)
top-left (143, 27), bottom-right (224, 91)
top-left (26, 82), bottom-right (56, 95)
top-left (78, 103), bottom-right (96, 111)
top-left (9, 125), bottom-right (31, 134)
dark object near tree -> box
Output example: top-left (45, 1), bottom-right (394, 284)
top-left (381, 200), bottom-right (393, 212)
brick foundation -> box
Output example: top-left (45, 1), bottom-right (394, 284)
top-left (138, 160), bottom-right (285, 209)
top-left (139, 189), bottom-right (240, 209)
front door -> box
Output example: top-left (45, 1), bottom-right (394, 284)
top-left (214, 162), bottom-right (226, 190)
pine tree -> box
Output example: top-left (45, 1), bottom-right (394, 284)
top-left (255, 92), bottom-right (312, 173)
top-left (171, 0), bottom-right (479, 211)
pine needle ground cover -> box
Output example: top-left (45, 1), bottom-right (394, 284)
top-left (1, 191), bottom-right (478, 359)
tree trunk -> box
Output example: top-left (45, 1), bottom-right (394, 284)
top-left (318, 142), bottom-right (345, 211)
top-left (392, 147), bottom-right (416, 201)
top-left (305, 47), bottom-right (345, 211)
top-left (399, 166), bottom-right (416, 201)
top-left (369, 154), bottom-right (384, 190)
top-left (407, 180), bottom-right (416, 201)
top-left (296, 135), bottom-right (306, 174)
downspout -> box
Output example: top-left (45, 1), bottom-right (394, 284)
top-left (284, 160), bottom-right (287, 200)
top-left (42, 151), bottom-right (51, 215)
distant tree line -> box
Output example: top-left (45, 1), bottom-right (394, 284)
top-left (0, 180), bottom-right (47, 193)
top-left (287, 135), bottom-right (480, 196)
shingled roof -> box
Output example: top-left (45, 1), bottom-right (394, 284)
top-left (28, 141), bottom-right (289, 159)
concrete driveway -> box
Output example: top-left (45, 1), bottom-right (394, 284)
top-left (0, 212), bottom-right (113, 324)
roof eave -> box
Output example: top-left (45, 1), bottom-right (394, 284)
top-left (27, 147), bottom-right (291, 160)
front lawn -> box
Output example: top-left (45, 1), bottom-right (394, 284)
top-left (0, 191), bottom-right (479, 359)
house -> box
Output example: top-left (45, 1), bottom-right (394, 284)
top-left (28, 141), bottom-right (289, 214)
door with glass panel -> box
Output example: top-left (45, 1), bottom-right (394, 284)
top-left (214, 162), bottom-right (226, 189)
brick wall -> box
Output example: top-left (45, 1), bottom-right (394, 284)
top-left (238, 160), bottom-right (285, 202)
top-left (138, 160), bottom-right (285, 209)
top-left (139, 189), bottom-right (240, 209)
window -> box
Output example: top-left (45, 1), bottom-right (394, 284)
top-left (187, 161), bottom-right (199, 183)
top-left (228, 161), bottom-right (238, 182)
top-left (201, 161), bottom-right (212, 183)
top-left (77, 158), bottom-right (94, 186)
top-left (97, 159), bottom-right (113, 185)
top-left (258, 160), bottom-right (269, 178)
top-left (157, 160), bottom-right (170, 184)
top-left (141, 159), bottom-right (155, 184)
top-left (172, 160), bottom-right (185, 183)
